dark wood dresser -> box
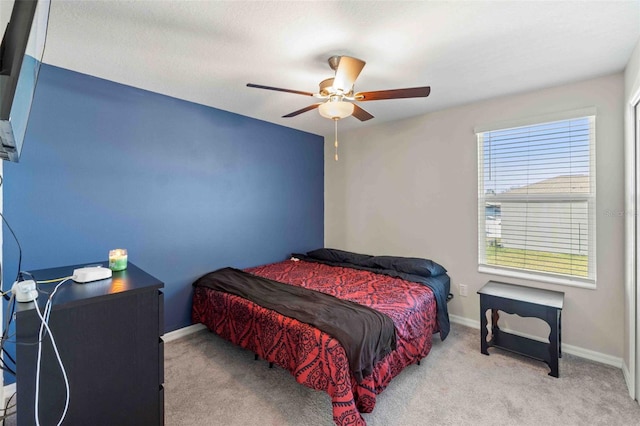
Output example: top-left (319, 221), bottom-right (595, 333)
top-left (15, 262), bottom-right (164, 425)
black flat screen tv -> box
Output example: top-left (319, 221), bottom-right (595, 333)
top-left (0, 0), bottom-right (50, 162)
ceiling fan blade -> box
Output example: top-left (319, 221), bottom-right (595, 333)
top-left (247, 83), bottom-right (314, 97)
top-left (333, 56), bottom-right (366, 92)
top-left (352, 104), bottom-right (374, 121)
top-left (355, 86), bottom-right (431, 101)
top-left (282, 103), bottom-right (322, 118)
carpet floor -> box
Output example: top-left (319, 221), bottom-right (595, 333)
top-left (163, 323), bottom-right (640, 425)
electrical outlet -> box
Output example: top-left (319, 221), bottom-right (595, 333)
top-left (459, 284), bottom-right (468, 297)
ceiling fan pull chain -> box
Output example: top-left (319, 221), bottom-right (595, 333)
top-left (334, 118), bottom-right (339, 161)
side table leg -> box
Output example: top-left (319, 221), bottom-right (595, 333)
top-left (491, 309), bottom-right (500, 345)
top-left (547, 309), bottom-right (560, 378)
top-left (480, 298), bottom-right (489, 355)
top-left (559, 310), bottom-right (562, 358)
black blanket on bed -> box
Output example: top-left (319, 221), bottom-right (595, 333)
top-left (293, 249), bottom-right (451, 340)
top-left (193, 267), bottom-right (397, 383)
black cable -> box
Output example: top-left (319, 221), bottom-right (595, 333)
top-left (0, 293), bottom-right (16, 350)
top-left (2, 347), bottom-right (16, 367)
top-left (0, 339), bottom-right (16, 374)
top-left (1, 391), bottom-right (16, 424)
top-left (0, 356), bottom-right (16, 376)
top-left (18, 271), bottom-right (34, 282)
top-left (0, 180), bottom-right (21, 417)
top-left (0, 362), bottom-right (15, 376)
top-left (0, 175), bottom-right (23, 296)
top-left (0, 293), bottom-right (16, 375)
top-left (0, 215), bottom-right (22, 296)
top-left (0, 178), bottom-right (3, 298)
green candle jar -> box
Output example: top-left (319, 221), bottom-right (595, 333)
top-left (109, 249), bottom-right (128, 271)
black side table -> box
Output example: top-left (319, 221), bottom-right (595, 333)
top-left (478, 280), bottom-right (564, 377)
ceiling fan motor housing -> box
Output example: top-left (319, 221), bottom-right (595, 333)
top-left (328, 55), bottom-right (341, 71)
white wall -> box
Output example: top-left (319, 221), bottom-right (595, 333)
top-left (624, 36), bottom-right (640, 397)
top-left (325, 73), bottom-right (624, 358)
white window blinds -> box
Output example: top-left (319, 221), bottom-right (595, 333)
top-left (477, 115), bottom-right (596, 286)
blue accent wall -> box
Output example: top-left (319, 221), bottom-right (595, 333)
top-left (2, 64), bottom-right (324, 382)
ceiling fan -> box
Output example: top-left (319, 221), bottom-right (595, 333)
top-left (246, 55), bottom-right (431, 122)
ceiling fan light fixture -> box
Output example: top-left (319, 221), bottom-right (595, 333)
top-left (318, 101), bottom-right (354, 120)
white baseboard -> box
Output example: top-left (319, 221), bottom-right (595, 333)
top-left (449, 314), bottom-right (623, 369)
top-left (162, 323), bottom-right (207, 343)
top-left (449, 314), bottom-right (479, 329)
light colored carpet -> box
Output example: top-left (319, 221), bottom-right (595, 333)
top-left (163, 323), bottom-right (640, 425)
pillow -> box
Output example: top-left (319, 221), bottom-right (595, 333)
top-left (366, 255), bottom-right (447, 277)
top-left (305, 248), bottom-right (373, 265)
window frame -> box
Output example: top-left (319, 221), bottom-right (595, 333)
top-left (476, 109), bottom-right (597, 289)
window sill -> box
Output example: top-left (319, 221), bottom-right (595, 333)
top-left (478, 265), bottom-right (596, 290)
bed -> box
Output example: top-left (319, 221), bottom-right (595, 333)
top-left (192, 248), bottom-right (450, 425)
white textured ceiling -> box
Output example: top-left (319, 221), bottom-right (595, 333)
top-left (40, 0), bottom-right (640, 138)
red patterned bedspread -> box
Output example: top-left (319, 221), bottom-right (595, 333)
top-left (192, 259), bottom-right (438, 425)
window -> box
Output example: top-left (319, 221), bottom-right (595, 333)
top-left (477, 112), bottom-right (596, 288)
